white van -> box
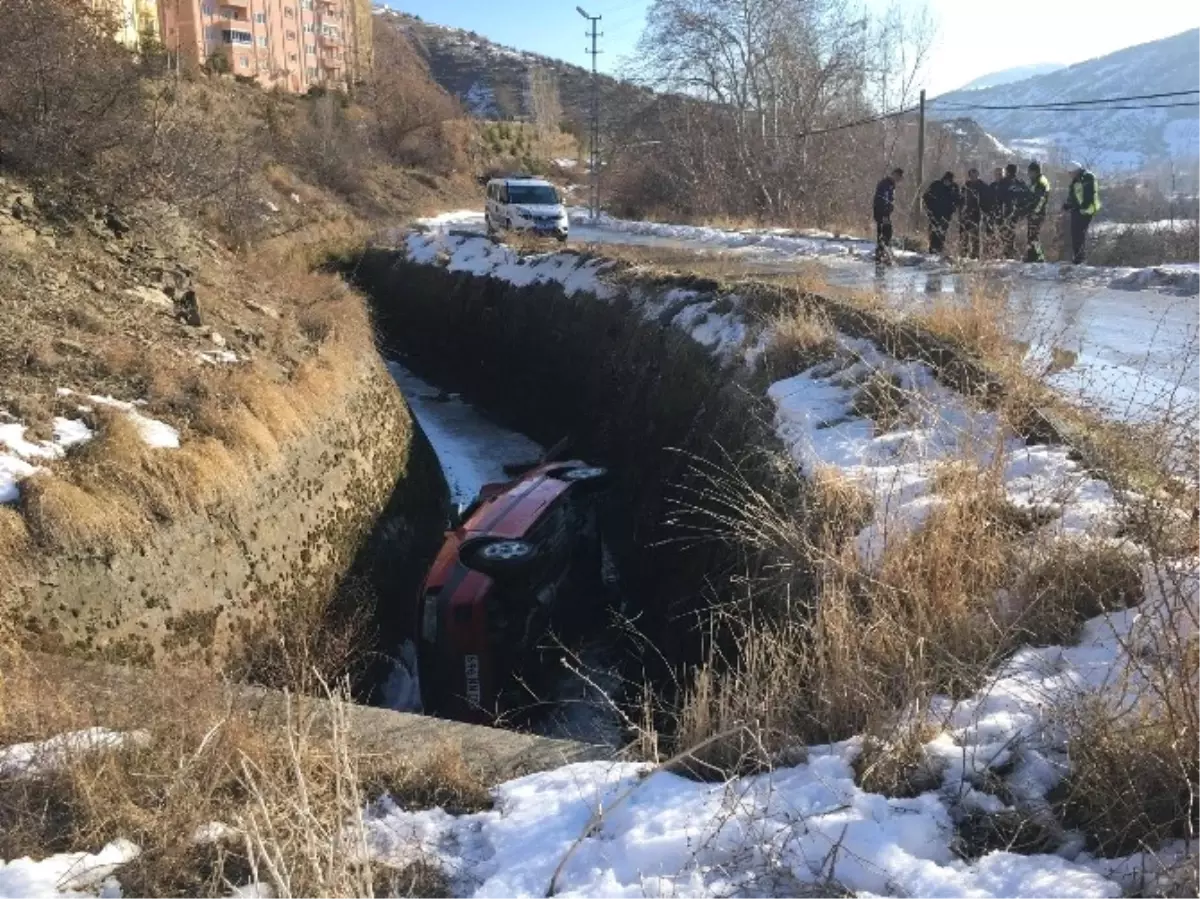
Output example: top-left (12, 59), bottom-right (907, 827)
top-left (485, 176), bottom-right (569, 242)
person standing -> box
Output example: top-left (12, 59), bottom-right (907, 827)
top-left (960, 168), bottom-right (987, 259)
top-left (983, 166), bottom-right (1004, 257)
top-left (873, 167), bottom-right (904, 265)
top-left (1063, 164), bottom-right (1102, 264)
top-left (922, 171), bottom-right (960, 255)
top-left (997, 163), bottom-right (1028, 259)
top-left (1024, 161), bottom-right (1051, 262)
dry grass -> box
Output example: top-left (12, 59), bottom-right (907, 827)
top-left (912, 283), bottom-right (1016, 363)
top-left (0, 661), bottom-right (471, 897)
top-left (759, 300), bottom-right (837, 381)
top-left (852, 720), bottom-right (943, 798)
top-left (849, 371), bottom-right (909, 432)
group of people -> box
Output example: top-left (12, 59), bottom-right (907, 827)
top-left (872, 163), bottom-right (1102, 266)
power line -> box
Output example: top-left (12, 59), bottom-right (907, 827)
top-left (793, 103), bottom-right (920, 138)
top-left (937, 101), bottom-right (1198, 113)
top-left (929, 88), bottom-right (1199, 111)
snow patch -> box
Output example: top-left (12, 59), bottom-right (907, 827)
top-left (0, 840), bottom-right (139, 898)
top-left (0, 729), bottom-right (150, 778)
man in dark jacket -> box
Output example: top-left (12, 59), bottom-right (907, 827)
top-left (873, 167), bottom-right (904, 264)
top-left (960, 168), bottom-right (987, 260)
top-left (983, 166), bottom-right (1004, 256)
top-left (1024, 161), bottom-right (1051, 262)
top-left (997, 163), bottom-right (1028, 259)
top-left (922, 171), bottom-right (960, 255)
top-left (1063, 165), bottom-right (1101, 264)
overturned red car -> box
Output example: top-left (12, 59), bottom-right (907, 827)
top-left (415, 456), bottom-right (611, 723)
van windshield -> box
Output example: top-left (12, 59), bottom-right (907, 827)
top-left (506, 184), bottom-right (559, 205)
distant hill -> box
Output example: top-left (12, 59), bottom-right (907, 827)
top-left (955, 63), bottom-right (1065, 92)
top-left (374, 6), bottom-right (1021, 186)
top-left (930, 30), bottom-right (1200, 174)
top-left (372, 7), bottom-right (647, 131)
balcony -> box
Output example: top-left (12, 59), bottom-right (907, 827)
top-left (319, 54), bottom-right (344, 69)
top-left (316, 31), bottom-right (342, 45)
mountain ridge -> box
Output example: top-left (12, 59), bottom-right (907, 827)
top-left (930, 29), bottom-right (1200, 175)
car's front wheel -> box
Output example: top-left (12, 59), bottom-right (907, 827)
top-left (461, 538), bottom-right (538, 577)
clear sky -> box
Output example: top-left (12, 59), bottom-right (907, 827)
top-left (378, 0), bottom-right (1200, 97)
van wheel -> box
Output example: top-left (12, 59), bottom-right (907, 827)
top-left (461, 538), bottom-right (538, 577)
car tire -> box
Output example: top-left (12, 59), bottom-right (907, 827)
top-left (555, 465), bottom-right (609, 492)
top-left (460, 538), bottom-right (538, 577)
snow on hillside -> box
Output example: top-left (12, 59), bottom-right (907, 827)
top-left (956, 63), bottom-right (1067, 92)
top-left (930, 29), bottom-right (1200, 173)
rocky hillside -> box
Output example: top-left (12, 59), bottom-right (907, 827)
top-left (929, 29), bottom-right (1200, 175)
top-left (373, 7), bottom-right (648, 129)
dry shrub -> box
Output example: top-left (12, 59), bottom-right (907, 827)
top-left (360, 739), bottom-right (492, 814)
top-left (1012, 539), bottom-right (1145, 646)
top-left (852, 720), bottom-right (943, 798)
top-left (228, 575), bottom-right (378, 693)
top-left (0, 508), bottom-right (29, 647)
top-left (760, 301), bottom-right (837, 380)
top-left (0, 665), bottom-right (455, 898)
top-left (675, 621), bottom-right (810, 778)
top-left (18, 473), bottom-right (145, 555)
top-left (1054, 685), bottom-right (1198, 857)
top-left (849, 371), bottom-right (909, 432)
top-left (915, 283), bottom-right (1015, 361)
top-left (806, 465), bottom-right (873, 550)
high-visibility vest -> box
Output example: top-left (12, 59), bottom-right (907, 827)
top-left (1071, 172), bottom-right (1101, 216)
top-left (1031, 175), bottom-right (1050, 216)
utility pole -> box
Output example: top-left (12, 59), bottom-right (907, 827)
top-left (577, 6), bottom-right (602, 221)
top-left (913, 88), bottom-right (925, 231)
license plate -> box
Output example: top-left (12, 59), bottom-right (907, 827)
top-left (421, 596), bottom-right (438, 642)
top-left (464, 654), bottom-right (481, 706)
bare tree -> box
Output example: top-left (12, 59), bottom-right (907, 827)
top-left (527, 66), bottom-right (563, 142)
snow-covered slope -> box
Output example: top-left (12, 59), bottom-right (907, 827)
top-left (930, 30), bottom-right (1200, 173)
top-left (955, 63), bottom-right (1066, 92)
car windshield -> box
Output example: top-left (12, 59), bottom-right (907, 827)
top-left (507, 184), bottom-right (559, 205)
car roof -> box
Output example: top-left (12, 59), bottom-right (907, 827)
top-left (488, 177), bottom-right (555, 188)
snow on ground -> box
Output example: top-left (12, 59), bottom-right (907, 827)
top-left (0, 840), bottom-right (138, 899)
top-left (1091, 218), bottom-right (1198, 235)
top-left (0, 416), bottom-right (94, 504)
top-left (1107, 263), bottom-right (1200, 295)
top-left (0, 728), bottom-right (148, 778)
top-left (385, 360), bottom-right (544, 508)
top-left (386, 226), bottom-right (1197, 895)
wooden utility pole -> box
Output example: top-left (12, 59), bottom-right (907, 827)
top-left (913, 88), bottom-right (926, 230)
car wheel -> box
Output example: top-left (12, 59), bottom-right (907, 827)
top-left (559, 466), bottom-right (607, 483)
top-left (461, 538), bottom-right (538, 576)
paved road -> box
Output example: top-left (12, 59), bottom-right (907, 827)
top-left (568, 222), bottom-right (1199, 426)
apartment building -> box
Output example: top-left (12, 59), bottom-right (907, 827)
top-left (159, 0), bottom-right (367, 93)
top-left (91, 0), bottom-right (162, 50)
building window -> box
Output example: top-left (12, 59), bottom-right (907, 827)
top-left (222, 29), bottom-right (253, 44)
top-left (301, 0), bottom-right (313, 9)
top-left (307, 67), bottom-right (317, 78)
top-left (254, 12), bottom-right (266, 23)
top-left (290, 52), bottom-right (298, 62)
top-left (303, 23), bottom-right (313, 32)
top-left (258, 35), bottom-right (268, 47)
top-left (305, 44), bottom-right (314, 55)
top-left (284, 7), bottom-right (293, 16)
top-left (286, 30), bottom-right (296, 40)
top-left (202, 2), bottom-right (214, 14)
top-left (239, 55), bottom-right (250, 67)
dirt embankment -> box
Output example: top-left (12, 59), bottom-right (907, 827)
top-left (1, 177), bottom-right (450, 679)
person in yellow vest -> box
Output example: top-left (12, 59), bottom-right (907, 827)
top-left (1024, 161), bottom-right (1051, 262)
top-left (1063, 164), bottom-right (1102, 264)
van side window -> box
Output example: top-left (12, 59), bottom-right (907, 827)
top-left (499, 185), bottom-right (508, 204)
